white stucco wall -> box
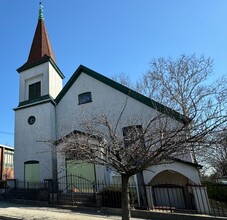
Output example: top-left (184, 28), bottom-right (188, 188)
top-left (56, 72), bottom-right (178, 138)
top-left (19, 62), bottom-right (62, 102)
top-left (15, 60), bottom-right (63, 182)
top-left (55, 72), bottom-right (198, 183)
top-left (48, 63), bottom-right (63, 99)
top-left (15, 66), bottom-right (199, 184)
top-left (143, 162), bottom-right (201, 185)
top-left (14, 102), bottom-right (57, 181)
top-left (19, 63), bottom-right (48, 102)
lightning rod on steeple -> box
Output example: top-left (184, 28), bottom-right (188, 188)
top-left (39, 2), bottom-right (44, 20)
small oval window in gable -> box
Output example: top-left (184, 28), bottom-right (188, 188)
top-left (78, 92), bottom-right (92, 105)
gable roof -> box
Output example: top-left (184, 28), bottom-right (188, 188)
top-left (55, 65), bottom-right (190, 124)
top-left (171, 157), bottom-right (202, 169)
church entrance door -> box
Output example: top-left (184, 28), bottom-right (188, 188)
top-left (24, 161), bottom-right (40, 183)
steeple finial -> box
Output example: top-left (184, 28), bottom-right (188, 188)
top-left (39, 2), bottom-right (44, 20)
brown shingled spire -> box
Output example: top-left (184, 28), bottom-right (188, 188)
top-left (26, 3), bottom-right (56, 65)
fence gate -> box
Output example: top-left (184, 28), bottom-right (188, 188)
top-left (152, 184), bottom-right (186, 210)
top-left (57, 174), bottom-right (97, 206)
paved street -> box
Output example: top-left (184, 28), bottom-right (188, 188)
top-left (0, 201), bottom-right (145, 220)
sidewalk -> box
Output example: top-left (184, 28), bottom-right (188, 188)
top-left (0, 201), bottom-right (146, 220)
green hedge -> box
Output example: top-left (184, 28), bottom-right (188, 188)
top-left (203, 181), bottom-right (227, 202)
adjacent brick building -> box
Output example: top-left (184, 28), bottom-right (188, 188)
top-left (0, 145), bottom-right (14, 180)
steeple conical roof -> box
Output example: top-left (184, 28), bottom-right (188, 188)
top-left (26, 3), bottom-right (56, 65)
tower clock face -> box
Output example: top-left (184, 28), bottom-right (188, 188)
top-left (28, 116), bottom-right (36, 125)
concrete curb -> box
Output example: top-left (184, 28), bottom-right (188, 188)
top-left (2, 200), bottom-right (227, 220)
top-left (0, 216), bottom-right (22, 220)
top-left (101, 207), bottom-right (227, 220)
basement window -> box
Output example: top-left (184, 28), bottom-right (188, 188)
top-left (78, 92), bottom-right (92, 105)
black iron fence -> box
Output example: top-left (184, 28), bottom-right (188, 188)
top-left (1, 179), bottom-right (50, 202)
top-left (1, 177), bottom-right (227, 217)
top-left (56, 175), bottom-right (97, 206)
top-left (145, 183), bottom-right (227, 217)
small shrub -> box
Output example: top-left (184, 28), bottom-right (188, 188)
top-left (0, 181), bottom-right (7, 189)
top-left (203, 181), bottom-right (227, 202)
top-left (100, 186), bottom-right (136, 208)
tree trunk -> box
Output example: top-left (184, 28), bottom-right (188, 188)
top-left (121, 174), bottom-right (130, 220)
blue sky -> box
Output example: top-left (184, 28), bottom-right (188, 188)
top-left (1, 0), bottom-right (227, 147)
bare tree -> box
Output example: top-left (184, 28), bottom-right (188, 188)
top-left (136, 55), bottom-right (217, 117)
top-left (202, 130), bottom-right (227, 177)
top-left (111, 72), bottom-right (133, 88)
top-left (136, 54), bottom-right (227, 165)
top-left (57, 99), bottom-right (227, 220)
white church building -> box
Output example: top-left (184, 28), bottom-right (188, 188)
top-left (14, 4), bottom-right (203, 206)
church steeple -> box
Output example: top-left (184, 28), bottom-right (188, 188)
top-left (16, 2), bottom-right (64, 104)
top-left (25, 2), bottom-right (56, 65)
top-left (14, 2), bottom-right (62, 184)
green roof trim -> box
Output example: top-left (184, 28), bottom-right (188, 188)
top-left (172, 157), bottom-right (202, 169)
top-left (55, 65), bottom-right (190, 124)
top-left (17, 56), bottom-right (65, 79)
top-left (14, 94), bottom-right (55, 111)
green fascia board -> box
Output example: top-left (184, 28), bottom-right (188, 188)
top-left (55, 65), bottom-right (190, 124)
top-left (14, 95), bottom-right (56, 111)
top-left (172, 157), bottom-right (203, 169)
top-left (17, 56), bottom-right (65, 79)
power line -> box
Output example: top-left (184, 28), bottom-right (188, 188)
top-left (0, 132), bottom-right (14, 135)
